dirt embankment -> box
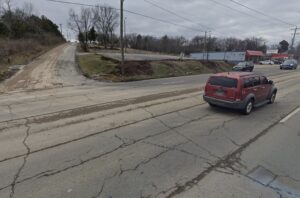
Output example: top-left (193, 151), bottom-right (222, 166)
top-left (78, 53), bottom-right (233, 82)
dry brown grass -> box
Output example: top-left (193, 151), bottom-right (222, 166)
top-left (0, 36), bottom-right (64, 81)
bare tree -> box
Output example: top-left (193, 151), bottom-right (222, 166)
top-left (22, 2), bottom-right (34, 16)
top-left (93, 5), bottom-right (118, 49)
top-left (68, 9), bottom-right (82, 33)
top-left (68, 7), bottom-right (94, 51)
top-left (1, 0), bottom-right (12, 13)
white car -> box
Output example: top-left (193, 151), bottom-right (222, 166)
top-left (259, 60), bottom-right (274, 65)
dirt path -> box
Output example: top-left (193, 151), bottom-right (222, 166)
top-left (0, 43), bottom-right (90, 93)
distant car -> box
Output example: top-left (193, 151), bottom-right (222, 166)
top-left (280, 59), bottom-right (298, 70)
top-left (259, 60), bottom-right (274, 65)
top-left (273, 59), bottom-right (283, 64)
top-left (203, 72), bottom-right (277, 115)
top-left (232, 61), bottom-right (254, 72)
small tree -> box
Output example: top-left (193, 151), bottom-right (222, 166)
top-left (93, 5), bottom-right (119, 49)
top-left (78, 32), bottom-right (87, 51)
top-left (88, 26), bottom-right (96, 43)
top-left (0, 22), bottom-right (9, 36)
top-left (278, 40), bottom-right (289, 53)
top-left (68, 7), bottom-right (93, 51)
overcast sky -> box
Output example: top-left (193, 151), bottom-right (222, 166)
top-left (13, 0), bottom-right (300, 45)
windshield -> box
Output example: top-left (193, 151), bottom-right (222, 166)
top-left (237, 62), bottom-right (247, 67)
top-left (283, 60), bottom-right (295, 65)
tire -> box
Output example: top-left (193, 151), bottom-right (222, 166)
top-left (243, 99), bottom-right (254, 115)
top-left (268, 92), bottom-right (276, 104)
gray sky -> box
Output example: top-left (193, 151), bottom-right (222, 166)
top-left (14, 0), bottom-right (300, 45)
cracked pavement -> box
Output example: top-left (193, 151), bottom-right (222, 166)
top-left (1, 44), bottom-right (300, 197)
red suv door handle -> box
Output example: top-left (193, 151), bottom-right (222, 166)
top-left (253, 88), bottom-right (258, 91)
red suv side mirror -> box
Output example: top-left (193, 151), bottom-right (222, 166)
top-left (268, 80), bottom-right (273, 84)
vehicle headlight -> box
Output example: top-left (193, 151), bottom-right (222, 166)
top-left (290, 64), bottom-right (293, 66)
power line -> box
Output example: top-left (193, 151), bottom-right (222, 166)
top-left (206, 0), bottom-right (294, 29)
top-left (207, 0), bottom-right (267, 22)
top-left (46, 0), bottom-right (206, 32)
top-left (46, 0), bottom-right (294, 40)
top-left (143, 0), bottom-right (238, 37)
top-left (228, 0), bottom-right (295, 27)
top-left (256, 29), bottom-right (291, 36)
top-left (144, 0), bottom-right (270, 36)
top-left (144, 0), bottom-right (210, 31)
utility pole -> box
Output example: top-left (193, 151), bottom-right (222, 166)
top-left (207, 33), bottom-right (211, 61)
top-left (203, 31), bottom-right (207, 61)
top-left (291, 26), bottom-right (300, 52)
top-left (120, 0), bottom-right (125, 76)
top-left (124, 17), bottom-right (127, 53)
top-left (59, 24), bottom-right (63, 35)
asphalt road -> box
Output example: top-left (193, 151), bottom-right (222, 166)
top-left (0, 44), bottom-right (300, 198)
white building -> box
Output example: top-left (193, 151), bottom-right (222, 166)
top-left (190, 51), bottom-right (246, 62)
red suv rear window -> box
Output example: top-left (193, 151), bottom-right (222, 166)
top-left (209, 76), bottom-right (238, 88)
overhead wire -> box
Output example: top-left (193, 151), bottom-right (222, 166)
top-left (206, 0), bottom-right (295, 29)
top-left (228, 0), bottom-right (295, 27)
top-left (46, 0), bottom-right (206, 32)
top-left (144, 0), bottom-right (213, 31)
top-left (47, 0), bottom-right (293, 39)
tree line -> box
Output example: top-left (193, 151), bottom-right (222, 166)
top-left (0, 0), bottom-right (64, 42)
top-left (126, 34), bottom-right (294, 55)
top-left (0, 0), bottom-right (65, 65)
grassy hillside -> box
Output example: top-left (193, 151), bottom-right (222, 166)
top-left (77, 54), bottom-right (233, 82)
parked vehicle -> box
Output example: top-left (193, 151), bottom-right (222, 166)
top-left (259, 60), bottom-right (274, 65)
top-left (232, 61), bottom-right (254, 72)
top-left (273, 59), bottom-right (283, 64)
top-left (280, 59), bottom-right (298, 70)
top-left (203, 72), bottom-right (277, 115)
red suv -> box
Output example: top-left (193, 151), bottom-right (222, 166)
top-left (203, 72), bottom-right (277, 114)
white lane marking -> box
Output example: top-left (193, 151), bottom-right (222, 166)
top-left (280, 107), bottom-right (300, 123)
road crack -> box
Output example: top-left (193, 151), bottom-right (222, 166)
top-left (142, 108), bottom-right (222, 160)
top-left (9, 119), bottom-right (31, 198)
top-left (119, 141), bottom-right (187, 177)
top-left (164, 115), bottom-right (283, 198)
top-left (92, 170), bottom-right (119, 198)
top-left (0, 104), bottom-right (213, 191)
top-left (0, 103), bottom-right (205, 164)
top-left (142, 141), bottom-right (212, 162)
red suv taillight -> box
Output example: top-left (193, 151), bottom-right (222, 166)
top-left (235, 88), bottom-right (242, 101)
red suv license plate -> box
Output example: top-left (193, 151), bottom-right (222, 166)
top-left (215, 89), bottom-right (225, 96)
